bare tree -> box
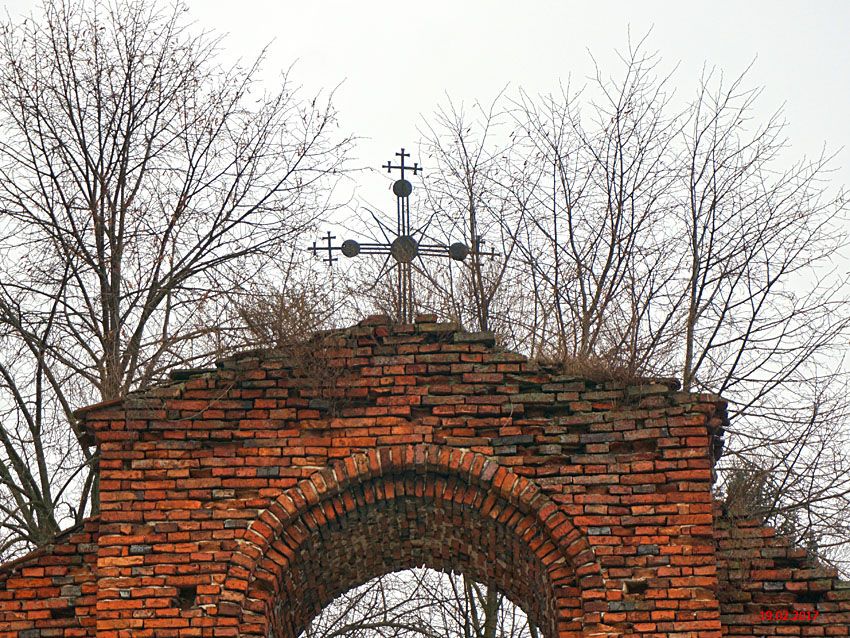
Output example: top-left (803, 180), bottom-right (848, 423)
top-left (416, 94), bottom-right (529, 336)
top-left (676, 66), bottom-right (850, 567)
top-left (503, 47), bottom-right (685, 373)
top-left (0, 0), bottom-right (351, 559)
top-left (409, 40), bottom-right (850, 570)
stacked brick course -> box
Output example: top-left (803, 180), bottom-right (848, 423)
top-left (715, 504), bottom-right (850, 635)
top-left (0, 316), bottom-right (847, 637)
top-left (0, 519), bottom-right (98, 637)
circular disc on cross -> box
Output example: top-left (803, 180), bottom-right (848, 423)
top-left (449, 242), bottom-right (469, 261)
top-left (390, 235), bottom-right (419, 263)
top-left (393, 179), bottom-right (413, 198)
top-left (341, 239), bottom-right (360, 257)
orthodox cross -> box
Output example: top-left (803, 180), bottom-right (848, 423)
top-left (309, 148), bottom-right (495, 323)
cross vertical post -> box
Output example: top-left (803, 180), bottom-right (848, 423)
top-left (383, 148), bottom-right (421, 323)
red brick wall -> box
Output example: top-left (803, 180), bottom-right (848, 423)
top-left (714, 503), bottom-right (850, 635)
top-left (0, 519), bottom-right (98, 637)
top-left (0, 316), bottom-right (846, 637)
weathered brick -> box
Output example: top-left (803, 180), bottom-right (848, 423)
top-left (2, 320), bottom-right (844, 638)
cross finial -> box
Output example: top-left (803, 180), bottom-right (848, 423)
top-left (309, 147), bottom-right (496, 324)
top-left (308, 230), bottom-right (337, 263)
top-left (382, 147), bottom-right (421, 182)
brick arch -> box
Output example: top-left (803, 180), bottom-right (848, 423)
top-left (214, 444), bottom-right (608, 638)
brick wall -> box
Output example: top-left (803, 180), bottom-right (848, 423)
top-left (0, 316), bottom-right (846, 637)
top-left (0, 519), bottom-right (98, 637)
top-left (715, 503), bottom-right (850, 635)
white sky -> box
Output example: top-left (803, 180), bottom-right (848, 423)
top-left (197, 0), bottom-right (850, 189)
top-left (4, 0), bottom-right (850, 203)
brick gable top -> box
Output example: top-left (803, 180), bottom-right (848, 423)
top-left (72, 315), bottom-right (729, 464)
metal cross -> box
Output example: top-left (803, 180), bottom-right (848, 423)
top-left (382, 147), bottom-right (421, 182)
top-left (309, 148), bottom-right (496, 323)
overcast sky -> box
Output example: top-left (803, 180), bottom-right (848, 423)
top-left (199, 1), bottom-right (850, 187)
top-left (4, 0), bottom-right (850, 204)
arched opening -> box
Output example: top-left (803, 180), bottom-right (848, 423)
top-left (299, 567), bottom-right (542, 638)
top-left (265, 488), bottom-right (568, 637)
top-left (218, 447), bottom-right (602, 638)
